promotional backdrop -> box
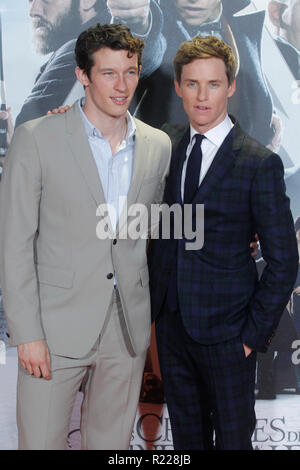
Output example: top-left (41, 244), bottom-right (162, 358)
top-left (0, 0), bottom-right (300, 450)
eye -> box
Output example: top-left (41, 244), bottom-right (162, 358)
top-left (127, 69), bottom-right (138, 77)
top-left (102, 71), bottom-right (116, 78)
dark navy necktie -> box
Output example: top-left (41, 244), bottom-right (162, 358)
top-left (166, 133), bottom-right (205, 313)
top-left (184, 134), bottom-right (205, 204)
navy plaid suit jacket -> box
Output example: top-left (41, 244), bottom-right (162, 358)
top-left (148, 119), bottom-right (299, 353)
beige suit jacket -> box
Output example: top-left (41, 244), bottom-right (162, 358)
top-left (0, 102), bottom-right (171, 358)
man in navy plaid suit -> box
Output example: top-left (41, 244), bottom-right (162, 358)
top-left (148, 36), bottom-right (299, 450)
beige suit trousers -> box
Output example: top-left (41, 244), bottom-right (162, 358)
top-left (17, 288), bottom-right (146, 450)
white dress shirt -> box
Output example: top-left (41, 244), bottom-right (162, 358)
top-left (181, 115), bottom-right (234, 201)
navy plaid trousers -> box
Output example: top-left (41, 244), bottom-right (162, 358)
top-left (156, 304), bottom-right (257, 450)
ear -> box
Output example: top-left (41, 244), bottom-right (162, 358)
top-left (174, 79), bottom-right (183, 98)
top-left (75, 66), bottom-right (90, 87)
top-left (227, 78), bottom-right (236, 99)
top-left (268, 1), bottom-right (282, 28)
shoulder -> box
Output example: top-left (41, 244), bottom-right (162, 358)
top-left (43, 39), bottom-right (77, 73)
top-left (228, 10), bottom-right (265, 41)
top-left (15, 110), bottom-right (68, 143)
top-left (241, 133), bottom-right (273, 159)
top-left (233, 119), bottom-right (271, 157)
top-left (24, 111), bottom-right (66, 131)
top-left (43, 46), bottom-right (76, 77)
top-left (51, 38), bottom-right (76, 60)
top-left (134, 119), bottom-right (172, 174)
top-left (236, 125), bottom-right (284, 172)
top-left (161, 122), bottom-right (189, 149)
top-left (134, 117), bottom-right (171, 146)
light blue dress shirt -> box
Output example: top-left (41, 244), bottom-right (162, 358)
top-left (78, 99), bottom-right (136, 232)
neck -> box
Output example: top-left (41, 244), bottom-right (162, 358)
top-left (205, 2), bottom-right (222, 24)
top-left (83, 103), bottom-right (128, 155)
top-left (80, 4), bottom-right (97, 24)
top-left (282, 29), bottom-right (300, 51)
top-left (190, 113), bottom-right (229, 135)
top-left (287, 31), bottom-right (300, 52)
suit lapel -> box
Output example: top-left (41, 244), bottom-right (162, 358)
top-left (116, 119), bottom-right (148, 236)
top-left (66, 103), bottom-right (106, 206)
top-left (66, 103), bottom-right (114, 235)
top-left (170, 127), bottom-right (190, 204)
top-left (192, 122), bottom-right (245, 204)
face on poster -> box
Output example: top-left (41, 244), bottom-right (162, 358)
top-left (253, 0), bottom-right (300, 174)
top-left (1, 0), bottom-right (47, 120)
top-left (1, 0), bottom-right (83, 120)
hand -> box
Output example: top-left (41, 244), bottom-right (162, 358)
top-left (243, 344), bottom-right (252, 358)
top-left (250, 233), bottom-right (259, 258)
top-left (267, 113), bottom-right (282, 154)
top-left (293, 286), bottom-right (300, 296)
top-left (0, 106), bottom-right (14, 146)
top-left (47, 105), bottom-right (70, 115)
top-left (18, 339), bottom-right (51, 380)
top-left (107, 0), bottom-right (151, 35)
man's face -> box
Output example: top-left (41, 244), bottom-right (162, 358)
top-left (29, 0), bottom-right (81, 54)
top-left (76, 47), bottom-right (140, 121)
top-left (174, 57), bottom-right (235, 133)
top-left (282, 0), bottom-right (300, 34)
top-left (174, 0), bottom-right (222, 27)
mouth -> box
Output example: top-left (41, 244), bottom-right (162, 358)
top-left (195, 105), bottom-right (211, 111)
top-left (180, 6), bottom-right (207, 15)
top-left (32, 18), bottom-right (51, 34)
top-left (111, 96), bottom-right (128, 106)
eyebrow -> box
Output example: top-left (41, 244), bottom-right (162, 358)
top-left (183, 78), bottom-right (222, 83)
top-left (98, 66), bottom-right (139, 72)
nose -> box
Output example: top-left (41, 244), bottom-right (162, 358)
top-left (29, 0), bottom-right (44, 18)
top-left (114, 74), bottom-right (128, 92)
top-left (197, 85), bottom-right (208, 101)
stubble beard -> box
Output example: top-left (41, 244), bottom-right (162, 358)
top-left (33, 6), bottom-right (82, 55)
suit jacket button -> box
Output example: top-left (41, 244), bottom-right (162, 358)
top-left (107, 273), bottom-right (113, 279)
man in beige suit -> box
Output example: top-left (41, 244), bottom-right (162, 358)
top-left (0, 23), bottom-right (171, 450)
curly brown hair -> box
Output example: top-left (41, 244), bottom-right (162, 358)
top-left (174, 35), bottom-right (237, 85)
top-left (75, 23), bottom-right (144, 79)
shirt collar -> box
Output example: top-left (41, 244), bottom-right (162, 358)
top-left (78, 97), bottom-right (136, 143)
top-left (189, 114), bottom-right (233, 148)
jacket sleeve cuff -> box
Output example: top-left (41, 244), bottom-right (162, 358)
top-left (241, 320), bottom-right (276, 353)
top-left (6, 319), bottom-right (45, 347)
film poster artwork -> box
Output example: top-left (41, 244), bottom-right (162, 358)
top-left (0, 0), bottom-right (300, 450)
